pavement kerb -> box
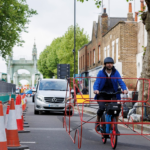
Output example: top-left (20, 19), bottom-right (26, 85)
top-left (74, 106), bottom-right (150, 133)
top-left (74, 107), bottom-right (96, 115)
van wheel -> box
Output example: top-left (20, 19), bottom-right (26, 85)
top-left (67, 111), bottom-right (72, 116)
top-left (34, 109), bottom-right (39, 115)
top-left (32, 96), bottom-right (35, 103)
top-left (39, 111), bottom-right (42, 115)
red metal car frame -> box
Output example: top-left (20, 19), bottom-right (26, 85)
top-left (63, 77), bottom-right (150, 149)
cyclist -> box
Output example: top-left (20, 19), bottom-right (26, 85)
top-left (93, 57), bottom-right (128, 133)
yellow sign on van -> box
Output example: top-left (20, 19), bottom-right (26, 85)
top-left (76, 95), bottom-right (90, 104)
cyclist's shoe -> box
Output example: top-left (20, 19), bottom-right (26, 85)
top-left (95, 123), bottom-right (100, 131)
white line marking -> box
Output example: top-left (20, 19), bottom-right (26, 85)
top-left (20, 142), bottom-right (36, 144)
top-left (28, 128), bottom-right (66, 131)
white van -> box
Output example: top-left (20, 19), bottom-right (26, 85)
top-left (34, 79), bottom-right (70, 115)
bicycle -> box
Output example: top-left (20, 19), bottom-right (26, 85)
top-left (96, 91), bottom-right (122, 149)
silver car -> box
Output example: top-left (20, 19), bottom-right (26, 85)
top-left (34, 79), bottom-right (71, 115)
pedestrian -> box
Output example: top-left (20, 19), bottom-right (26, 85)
top-left (82, 86), bottom-right (88, 94)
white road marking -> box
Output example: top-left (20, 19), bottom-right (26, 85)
top-left (20, 142), bottom-right (36, 144)
top-left (28, 128), bottom-right (67, 131)
top-left (74, 110), bottom-right (95, 117)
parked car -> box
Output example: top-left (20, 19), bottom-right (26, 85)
top-left (34, 79), bottom-right (71, 115)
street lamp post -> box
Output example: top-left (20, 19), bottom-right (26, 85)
top-left (74, 0), bottom-right (76, 77)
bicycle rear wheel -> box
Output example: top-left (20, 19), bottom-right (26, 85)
top-left (110, 118), bottom-right (118, 149)
top-left (101, 114), bottom-right (107, 144)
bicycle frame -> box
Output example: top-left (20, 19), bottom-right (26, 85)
top-left (63, 77), bottom-right (150, 149)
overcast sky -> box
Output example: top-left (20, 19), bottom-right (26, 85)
top-left (0, 0), bottom-right (141, 84)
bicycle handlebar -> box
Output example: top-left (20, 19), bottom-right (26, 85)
top-left (99, 91), bottom-right (123, 95)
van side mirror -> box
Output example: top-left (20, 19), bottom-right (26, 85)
top-left (32, 89), bottom-right (37, 93)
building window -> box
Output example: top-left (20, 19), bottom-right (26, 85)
top-left (79, 58), bottom-right (80, 70)
top-left (87, 53), bottom-right (89, 67)
top-left (90, 51), bottom-right (92, 66)
top-left (116, 39), bottom-right (119, 62)
top-left (112, 41), bottom-right (115, 59)
top-left (83, 55), bottom-right (84, 68)
top-left (104, 47), bottom-right (106, 59)
top-left (98, 46), bottom-right (100, 61)
top-left (93, 49), bottom-right (95, 64)
top-left (81, 56), bottom-right (82, 69)
top-left (107, 46), bottom-right (110, 57)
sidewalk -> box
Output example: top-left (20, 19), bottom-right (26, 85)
top-left (74, 105), bottom-right (150, 133)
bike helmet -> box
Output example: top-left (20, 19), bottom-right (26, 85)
top-left (104, 57), bottom-right (114, 64)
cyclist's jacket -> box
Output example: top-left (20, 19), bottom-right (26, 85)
top-left (93, 66), bottom-right (127, 100)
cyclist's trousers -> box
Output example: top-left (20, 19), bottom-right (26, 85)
top-left (97, 95), bottom-right (117, 117)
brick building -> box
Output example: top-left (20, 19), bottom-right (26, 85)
top-left (78, 2), bottom-right (146, 97)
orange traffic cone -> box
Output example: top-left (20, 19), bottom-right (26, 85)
top-left (5, 101), bottom-right (10, 134)
top-left (22, 95), bottom-right (25, 111)
top-left (7, 99), bottom-right (29, 149)
top-left (16, 96), bottom-right (30, 133)
top-left (18, 95), bottom-right (29, 128)
top-left (0, 101), bottom-right (8, 150)
top-left (21, 96), bottom-right (24, 111)
top-left (24, 95), bottom-right (26, 110)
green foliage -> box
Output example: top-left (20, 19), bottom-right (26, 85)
top-left (0, 0), bottom-right (37, 58)
top-left (37, 49), bottom-right (54, 78)
top-left (142, 46), bottom-right (147, 56)
top-left (77, 0), bottom-right (134, 8)
top-left (38, 24), bottom-right (89, 78)
top-left (46, 37), bottom-right (62, 76)
top-left (57, 25), bottom-right (89, 77)
top-left (77, 0), bottom-right (101, 8)
top-left (19, 82), bottom-right (22, 86)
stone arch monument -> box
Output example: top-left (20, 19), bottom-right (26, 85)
top-left (7, 42), bottom-right (43, 87)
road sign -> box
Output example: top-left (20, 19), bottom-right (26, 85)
top-left (57, 64), bottom-right (70, 79)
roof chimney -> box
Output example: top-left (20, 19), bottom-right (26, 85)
top-left (101, 8), bottom-right (108, 35)
top-left (129, 3), bottom-right (132, 13)
top-left (127, 3), bottom-right (134, 21)
top-left (135, 12), bottom-right (138, 22)
top-left (104, 8), bottom-right (106, 13)
top-left (140, 0), bottom-right (144, 11)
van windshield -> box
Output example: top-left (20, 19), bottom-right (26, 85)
top-left (39, 80), bottom-right (68, 91)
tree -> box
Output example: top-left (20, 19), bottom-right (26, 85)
top-left (37, 49), bottom-right (54, 78)
top-left (78, 0), bottom-right (150, 114)
top-left (19, 82), bottom-right (22, 86)
top-left (137, 0), bottom-right (150, 114)
top-left (0, 0), bottom-right (37, 58)
top-left (38, 24), bottom-right (89, 78)
top-left (57, 25), bottom-right (89, 77)
top-left (77, 0), bottom-right (102, 8)
top-left (46, 37), bottom-right (63, 76)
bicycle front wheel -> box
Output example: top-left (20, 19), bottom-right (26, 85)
top-left (110, 118), bottom-right (118, 149)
